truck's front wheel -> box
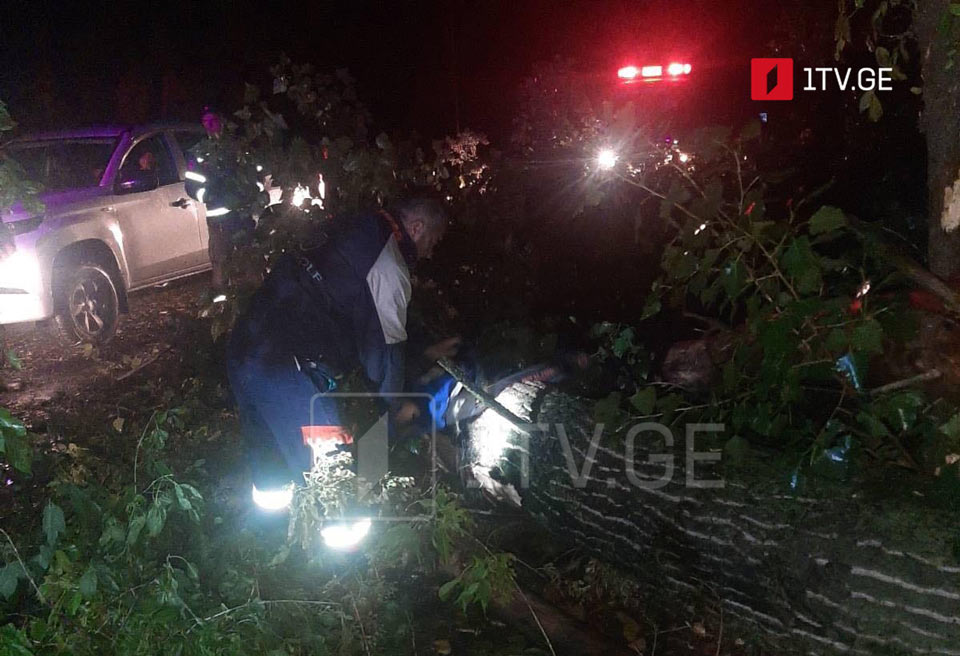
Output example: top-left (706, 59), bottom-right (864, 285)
top-left (54, 263), bottom-right (119, 345)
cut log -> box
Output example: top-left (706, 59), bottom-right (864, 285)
top-left (462, 381), bottom-right (960, 655)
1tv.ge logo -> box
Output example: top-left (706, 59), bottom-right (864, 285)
top-left (751, 58), bottom-right (894, 101)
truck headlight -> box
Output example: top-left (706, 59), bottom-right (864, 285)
top-left (0, 250), bottom-right (41, 294)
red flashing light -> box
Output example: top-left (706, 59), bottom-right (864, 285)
top-left (619, 63), bottom-right (691, 84)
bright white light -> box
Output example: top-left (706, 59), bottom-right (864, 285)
top-left (252, 484), bottom-right (293, 511)
top-left (256, 164), bottom-right (263, 172)
top-left (683, 63), bottom-right (692, 74)
top-left (256, 182), bottom-right (265, 192)
top-left (678, 152), bottom-right (689, 163)
top-left (316, 174), bottom-right (325, 200)
top-left (196, 187), bottom-right (206, 203)
top-left (667, 62), bottom-right (684, 76)
top-left (321, 518), bottom-right (372, 550)
top-left (206, 207), bottom-right (231, 217)
top-left (469, 385), bottom-right (530, 469)
top-left (291, 184), bottom-right (311, 208)
top-left (0, 250), bottom-right (41, 293)
top-left (213, 294), bottom-right (227, 303)
top-left (473, 411), bottom-right (513, 467)
top-left (641, 65), bottom-right (662, 78)
top-left (694, 222), bottom-right (708, 235)
top-left (196, 156), bottom-right (204, 163)
top-left (185, 171), bottom-right (207, 183)
top-left (617, 65), bottom-right (639, 80)
top-left (597, 149), bottom-right (618, 171)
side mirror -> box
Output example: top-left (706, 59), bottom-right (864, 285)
top-left (115, 170), bottom-right (159, 195)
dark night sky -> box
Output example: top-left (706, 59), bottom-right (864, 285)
top-left (0, 0), bottom-right (805, 139)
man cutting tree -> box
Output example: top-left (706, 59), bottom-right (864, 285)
top-left (226, 198), bottom-right (459, 508)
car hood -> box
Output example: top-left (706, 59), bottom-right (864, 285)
top-left (2, 186), bottom-right (111, 225)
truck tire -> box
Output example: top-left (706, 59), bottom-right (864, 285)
top-left (54, 262), bottom-right (119, 346)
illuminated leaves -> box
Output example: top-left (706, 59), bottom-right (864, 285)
top-left (42, 502), bottom-right (65, 547)
top-left (782, 236), bottom-right (823, 294)
top-left (0, 408), bottom-right (31, 474)
top-left (859, 90), bottom-right (883, 122)
top-left (808, 205), bottom-right (847, 236)
top-left (0, 563), bottom-right (22, 599)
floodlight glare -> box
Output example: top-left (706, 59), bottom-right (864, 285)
top-left (321, 518), bottom-right (372, 550)
top-left (251, 484), bottom-right (294, 511)
top-left (597, 149), bottom-right (618, 171)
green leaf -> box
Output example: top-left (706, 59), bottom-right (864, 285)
top-left (782, 237), bottom-right (822, 294)
top-left (0, 409), bottom-right (26, 437)
top-left (852, 319), bottom-right (884, 355)
top-left (950, 3), bottom-right (960, 16)
top-left (438, 578), bottom-right (459, 601)
top-left (825, 328), bottom-right (849, 353)
top-left (145, 504), bottom-right (166, 538)
top-left (126, 515), bottom-right (145, 546)
top-left (611, 327), bottom-right (637, 358)
top-left (940, 413), bottom-right (960, 438)
top-left (857, 411), bottom-right (890, 438)
top-left (628, 388), bottom-right (657, 415)
top-left (875, 46), bottom-right (891, 67)
top-left (722, 258), bottom-right (746, 301)
top-left (78, 566), bottom-right (97, 599)
top-left (759, 321), bottom-right (790, 364)
top-left (0, 563), bottom-right (21, 599)
top-left (42, 503), bottom-right (65, 547)
top-left (4, 349), bottom-right (22, 370)
top-left (174, 484), bottom-right (192, 511)
top-left (66, 591), bottom-right (83, 616)
top-left (808, 206), bottom-right (847, 235)
top-left (592, 392), bottom-right (623, 426)
top-left (0, 623), bottom-right (33, 655)
top-left (2, 432), bottom-right (32, 474)
top-left (640, 295), bottom-right (661, 320)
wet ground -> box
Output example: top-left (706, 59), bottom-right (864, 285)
top-left (0, 274), bottom-right (213, 427)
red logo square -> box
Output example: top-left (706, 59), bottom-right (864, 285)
top-left (751, 58), bottom-right (793, 101)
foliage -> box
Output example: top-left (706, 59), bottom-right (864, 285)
top-left (0, 387), bottom-right (530, 655)
top-left (568, 113), bottom-right (960, 484)
top-left (835, 0), bottom-right (960, 120)
top-left (0, 100), bottom-right (42, 254)
top-left (186, 58), bottom-right (492, 337)
top-left (0, 408), bottom-right (32, 475)
top-left (438, 553), bottom-right (516, 614)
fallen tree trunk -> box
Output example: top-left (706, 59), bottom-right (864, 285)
top-left (462, 381), bottom-right (960, 655)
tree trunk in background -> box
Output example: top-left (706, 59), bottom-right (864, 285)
top-left (464, 382), bottom-right (960, 655)
top-left (917, 0), bottom-right (960, 278)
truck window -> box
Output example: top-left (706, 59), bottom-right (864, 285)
top-left (120, 135), bottom-right (178, 187)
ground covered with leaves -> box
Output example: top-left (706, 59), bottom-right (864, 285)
top-left (0, 277), bottom-right (751, 656)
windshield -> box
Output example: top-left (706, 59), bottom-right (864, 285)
top-left (6, 138), bottom-right (117, 193)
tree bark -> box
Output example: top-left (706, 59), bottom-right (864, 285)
top-left (463, 381), bottom-right (960, 655)
top-left (917, 0), bottom-right (960, 278)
